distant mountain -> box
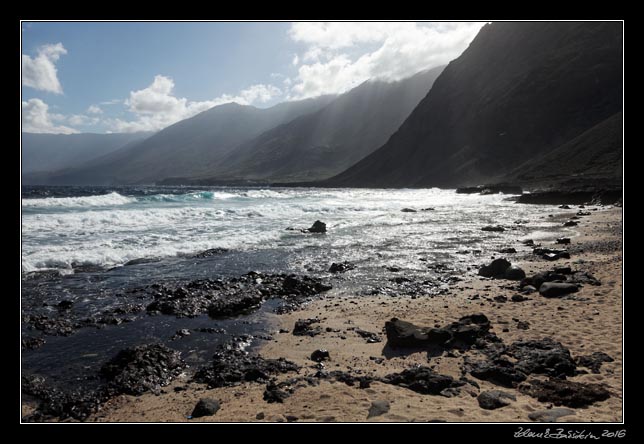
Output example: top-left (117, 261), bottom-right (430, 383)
top-left (326, 22), bottom-right (623, 188)
top-left (22, 132), bottom-right (151, 174)
top-left (196, 67), bottom-right (444, 183)
top-left (40, 97), bottom-right (335, 185)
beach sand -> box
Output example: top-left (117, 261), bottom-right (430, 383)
top-left (80, 206), bottom-right (623, 423)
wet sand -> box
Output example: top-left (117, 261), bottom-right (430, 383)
top-left (77, 206), bottom-right (623, 422)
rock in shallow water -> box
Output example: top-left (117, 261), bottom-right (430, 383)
top-left (100, 343), bottom-right (186, 396)
top-left (307, 220), bottom-right (327, 233)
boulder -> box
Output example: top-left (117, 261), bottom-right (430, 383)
top-left (481, 225), bottom-right (505, 232)
top-left (539, 282), bottom-right (579, 298)
top-left (504, 265), bottom-right (526, 280)
top-left (478, 258), bottom-right (511, 278)
top-left (191, 398), bottom-right (220, 418)
top-left (307, 221), bottom-right (327, 233)
top-left (556, 237), bottom-right (571, 244)
top-left (310, 349), bottom-right (330, 362)
top-left (477, 390), bottom-right (516, 410)
top-left (367, 400), bottom-right (390, 418)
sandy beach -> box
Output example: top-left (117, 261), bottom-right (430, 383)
top-left (73, 205), bottom-right (623, 423)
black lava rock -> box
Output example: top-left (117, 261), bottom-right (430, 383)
top-left (100, 344), bottom-right (186, 395)
top-left (518, 378), bottom-right (610, 407)
top-left (539, 282), bottom-right (579, 298)
top-left (311, 349), bottom-right (330, 362)
top-left (477, 390), bottom-right (516, 410)
top-left (191, 398), bottom-right (220, 418)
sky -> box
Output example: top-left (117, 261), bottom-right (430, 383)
top-left (21, 21), bottom-right (486, 135)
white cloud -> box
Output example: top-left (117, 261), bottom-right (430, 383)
top-left (22, 43), bottom-right (67, 94)
top-left (287, 22), bottom-right (485, 99)
top-left (109, 75), bottom-right (282, 133)
top-left (100, 99), bottom-right (122, 105)
top-left (22, 98), bottom-right (79, 134)
top-left (87, 105), bottom-right (103, 114)
top-left (292, 54), bottom-right (299, 66)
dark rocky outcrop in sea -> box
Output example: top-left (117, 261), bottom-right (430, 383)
top-left (146, 272), bottom-right (332, 318)
top-left (329, 262), bottom-right (356, 273)
top-left (100, 343), bottom-right (186, 395)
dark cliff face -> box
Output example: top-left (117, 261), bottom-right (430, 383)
top-left (200, 67), bottom-right (444, 183)
top-left (327, 22), bottom-right (623, 188)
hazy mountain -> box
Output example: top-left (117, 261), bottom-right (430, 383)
top-left (326, 22), bottom-right (622, 188)
top-left (22, 132), bottom-right (152, 174)
top-left (196, 67), bottom-right (444, 183)
top-left (41, 97), bottom-right (335, 185)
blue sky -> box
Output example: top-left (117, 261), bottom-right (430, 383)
top-left (21, 21), bottom-right (485, 134)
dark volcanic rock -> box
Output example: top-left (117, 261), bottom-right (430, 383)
top-left (511, 294), bottom-right (529, 302)
top-left (466, 358), bottom-right (528, 387)
top-left (192, 248), bottom-right (229, 258)
top-left (191, 398), bottom-right (220, 418)
top-left (385, 314), bottom-right (496, 350)
top-left (563, 220), bottom-right (579, 227)
top-left (528, 407), bottom-right (576, 422)
top-left (355, 329), bottom-right (382, 343)
top-left (509, 338), bottom-right (577, 377)
top-left (498, 247), bottom-right (517, 254)
top-left (556, 237), bottom-right (571, 244)
top-left (383, 367), bottom-right (464, 395)
top-left (310, 349), bottom-right (330, 362)
top-left (100, 344), bottom-right (186, 395)
top-left (539, 282), bottom-right (579, 298)
top-left (293, 318), bottom-right (322, 337)
top-left (263, 381), bottom-right (292, 403)
top-left (307, 220), bottom-right (327, 233)
top-left (207, 292), bottom-right (264, 318)
top-left (22, 375), bottom-right (110, 422)
top-left (27, 314), bottom-right (76, 336)
top-left (329, 262), bottom-right (356, 273)
top-left (518, 378), bottom-right (610, 407)
top-left (504, 265), bottom-right (526, 280)
top-left (477, 390), bottom-right (516, 410)
top-left (522, 239), bottom-right (535, 246)
top-left (22, 336), bottom-right (46, 350)
top-left (124, 257), bottom-right (162, 266)
top-left (146, 273), bottom-right (331, 318)
top-left (478, 258), bottom-right (511, 278)
top-left (367, 400), bottom-right (391, 418)
top-left (401, 208), bottom-right (417, 213)
top-left (481, 225), bottom-right (505, 232)
top-left (57, 300), bottom-right (74, 310)
top-left (576, 352), bottom-right (614, 374)
top-left (193, 346), bottom-right (299, 388)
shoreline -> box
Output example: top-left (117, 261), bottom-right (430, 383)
top-left (60, 205), bottom-right (623, 423)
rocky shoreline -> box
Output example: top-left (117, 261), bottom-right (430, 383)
top-left (21, 205), bottom-right (622, 423)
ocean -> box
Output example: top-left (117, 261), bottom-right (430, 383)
top-left (21, 186), bottom-right (573, 391)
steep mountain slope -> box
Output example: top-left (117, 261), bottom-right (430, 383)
top-left (44, 97), bottom-right (334, 185)
top-left (505, 111), bottom-right (623, 189)
top-left (22, 132), bottom-right (151, 174)
top-left (199, 67), bottom-right (444, 183)
top-left (327, 21), bottom-right (623, 188)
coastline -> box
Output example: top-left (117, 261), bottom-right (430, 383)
top-left (67, 205), bottom-right (623, 423)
